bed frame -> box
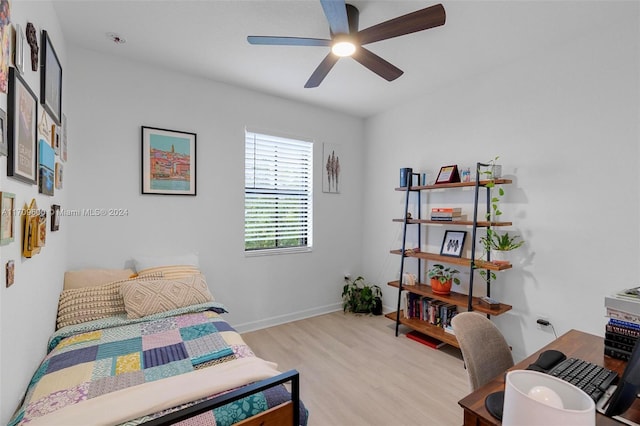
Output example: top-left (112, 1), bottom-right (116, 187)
top-left (144, 369), bottom-right (301, 426)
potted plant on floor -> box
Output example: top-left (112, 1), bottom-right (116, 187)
top-left (427, 264), bottom-right (461, 295)
top-left (342, 276), bottom-right (383, 315)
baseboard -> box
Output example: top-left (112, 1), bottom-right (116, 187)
top-left (234, 302), bottom-right (342, 333)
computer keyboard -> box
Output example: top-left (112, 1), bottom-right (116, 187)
top-left (546, 357), bottom-right (619, 402)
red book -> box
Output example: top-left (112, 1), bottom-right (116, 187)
top-left (406, 330), bottom-right (445, 349)
top-left (431, 207), bottom-right (462, 213)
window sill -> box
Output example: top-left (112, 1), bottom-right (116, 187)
top-left (244, 247), bottom-right (312, 257)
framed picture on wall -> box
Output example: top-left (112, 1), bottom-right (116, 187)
top-left (40, 30), bottom-right (62, 125)
top-left (14, 24), bottom-right (26, 75)
top-left (7, 68), bottom-right (38, 184)
top-left (322, 143), bottom-right (341, 194)
top-left (51, 204), bottom-right (60, 231)
top-left (0, 107), bottom-right (7, 156)
top-left (141, 126), bottom-right (197, 195)
top-left (0, 192), bottom-right (15, 245)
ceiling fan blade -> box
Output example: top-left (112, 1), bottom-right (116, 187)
top-left (320, 0), bottom-right (350, 35)
top-left (305, 53), bottom-right (340, 88)
top-left (357, 3), bottom-right (446, 45)
top-left (247, 36), bottom-right (331, 47)
top-left (352, 47), bottom-right (403, 81)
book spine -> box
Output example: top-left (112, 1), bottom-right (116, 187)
top-left (610, 318), bottom-right (640, 331)
top-left (605, 338), bottom-right (636, 353)
top-left (606, 307), bottom-right (640, 325)
top-left (606, 323), bottom-right (640, 338)
top-left (431, 208), bottom-right (462, 213)
top-left (429, 217), bottom-right (465, 222)
top-left (605, 331), bottom-right (639, 346)
top-left (605, 345), bottom-right (632, 361)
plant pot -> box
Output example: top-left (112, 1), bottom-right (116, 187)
top-left (372, 297), bottom-right (383, 315)
top-left (491, 250), bottom-right (510, 266)
top-left (430, 277), bottom-right (452, 295)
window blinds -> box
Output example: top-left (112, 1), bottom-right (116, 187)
top-left (245, 131), bottom-right (313, 252)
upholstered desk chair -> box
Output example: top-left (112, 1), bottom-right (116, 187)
top-left (452, 311), bottom-right (514, 391)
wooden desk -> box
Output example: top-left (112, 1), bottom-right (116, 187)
top-left (458, 329), bottom-right (640, 425)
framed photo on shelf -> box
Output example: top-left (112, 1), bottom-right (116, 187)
top-left (440, 230), bottom-right (467, 257)
top-left (435, 165), bottom-right (460, 184)
top-left (7, 68), bottom-right (38, 184)
top-left (0, 192), bottom-right (15, 245)
top-left (141, 126), bottom-right (196, 195)
top-left (40, 30), bottom-right (62, 125)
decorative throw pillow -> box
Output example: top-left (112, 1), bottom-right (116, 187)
top-left (56, 273), bottom-right (163, 329)
top-left (63, 268), bottom-right (135, 290)
top-left (120, 274), bottom-right (214, 319)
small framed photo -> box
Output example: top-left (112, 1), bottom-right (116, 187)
top-left (435, 165), bottom-right (460, 184)
top-left (51, 204), bottom-right (60, 231)
top-left (40, 30), bottom-right (62, 125)
top-left (6, 260), bottom-right (14, 288)
top-left (440, 230), bottom-right (467, 257)
top-left (7, 68), bottom-right (38, 184)
top-left (0, 192), bottom-right (15, 245)
top-left (14, 24), bottom-right (26, 75)
top-left (141, 126), bottom-right (196, 195)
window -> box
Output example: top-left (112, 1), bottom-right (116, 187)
top-left (244, 130), bottom-right (313, 254)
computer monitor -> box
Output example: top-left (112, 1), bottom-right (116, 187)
top-left (602, 337), bottom-right (640, 417)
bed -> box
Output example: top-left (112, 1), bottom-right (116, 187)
top-left (8, 263), bottom-right (307, 426)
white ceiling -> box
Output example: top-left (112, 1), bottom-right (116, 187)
top-left (51, 0), bottom-right (618, 118)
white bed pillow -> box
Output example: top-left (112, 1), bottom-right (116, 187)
top-left (63, 268), bottom-right (135, 290)
top-left (132, 252), bottom-right (199, 272)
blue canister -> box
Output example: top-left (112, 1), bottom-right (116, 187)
top-left (400, 168), bottom-right (413, 187)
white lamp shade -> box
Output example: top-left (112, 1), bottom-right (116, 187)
top-left (502, 370), bottom-right (596, 426)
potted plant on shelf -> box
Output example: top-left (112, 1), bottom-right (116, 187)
top-left (427, 264), bottom-right (461, 295)
top-left (480, 230), bottom-right (525, 265)
top-left (342, 276), bottom-right (383, 315)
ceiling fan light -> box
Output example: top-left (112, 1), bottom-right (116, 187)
top-left (332, 40), bottom-right (356, 57)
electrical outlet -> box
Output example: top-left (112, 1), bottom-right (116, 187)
top-left (536, 316), bottom-right (551, 330)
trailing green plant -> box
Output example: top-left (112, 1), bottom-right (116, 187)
top-left (478, 156), bottom-right (504, 222)
top-left (480, 229), bottom-right (525, 252)
top-left (342, 276), bottom-right (382, 314)
top-left (427, 264), bottom-right (461, 285)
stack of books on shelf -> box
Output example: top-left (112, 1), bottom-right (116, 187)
top-left (402, 291), bottom-right (458, 332)
top-left (604, 287), bottom-right (640, 361)
top-left (430, 207), bottom-right (467, 222)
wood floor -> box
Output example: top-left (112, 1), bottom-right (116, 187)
top-left (242, 311), bottom-right (470, 426)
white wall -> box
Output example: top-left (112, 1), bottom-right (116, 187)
top-left (362, 2), bottom-right (640, 362)
top-left (0, 1), bottom-right (69, 423)
top-left (64, 47), bottom-right (365, 330)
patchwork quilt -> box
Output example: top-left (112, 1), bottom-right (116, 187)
top-left (9, 302), bottom-right (307, 425)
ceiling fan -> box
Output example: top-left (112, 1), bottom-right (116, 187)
top-left (247, 0), bottom-right (446, 88)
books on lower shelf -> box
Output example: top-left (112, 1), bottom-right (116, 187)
top-left (402, 291), bottom-right (458, 329)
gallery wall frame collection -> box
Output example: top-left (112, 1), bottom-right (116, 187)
top-left (0, 19), bottom-right (69, 283)
top-left (141, 126), bottom-right (197, 196)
